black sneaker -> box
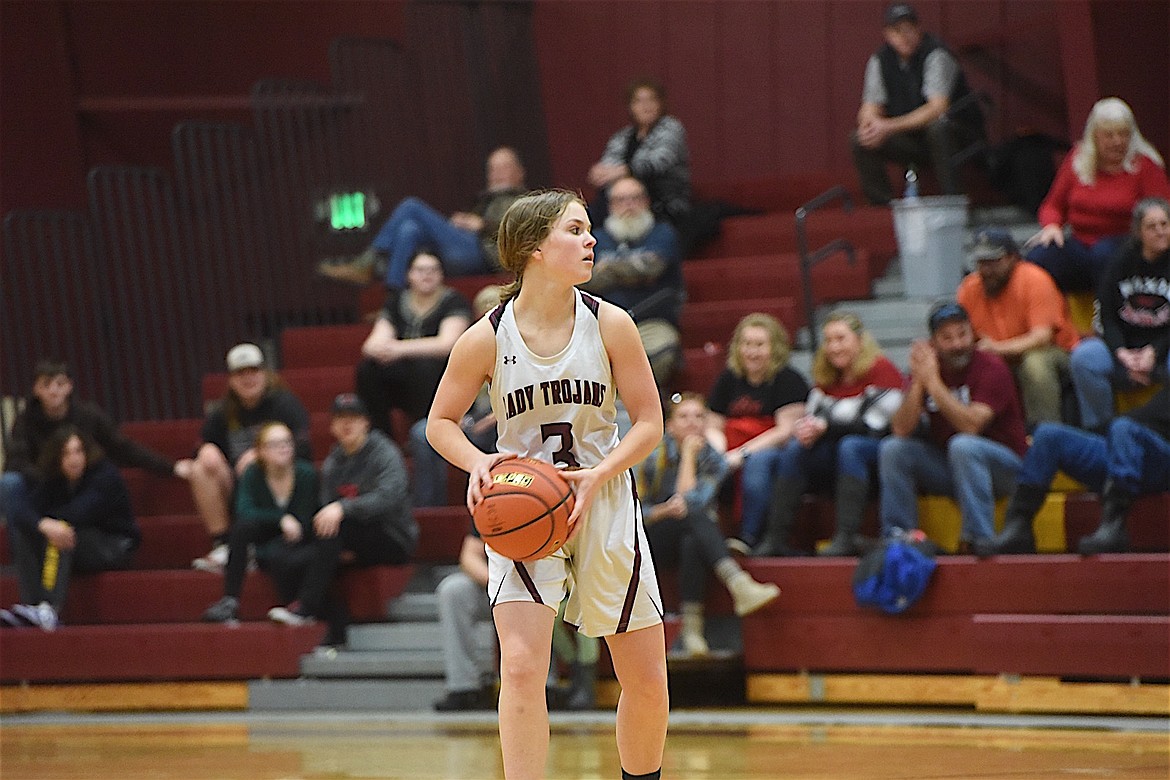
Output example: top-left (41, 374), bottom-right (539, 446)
top-left (203, 596), bottom-right (239, 623)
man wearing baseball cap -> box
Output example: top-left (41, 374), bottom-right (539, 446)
top-left (878, 301), bottom-right (1028, 550)
top-left (266, 393), bottom-right (417, 645)
top-left (852, 2), bottom-right (984, 205)
top-left (957, 227), bottom-right (1080, 428)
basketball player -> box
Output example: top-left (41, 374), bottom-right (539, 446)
top-left (427, 189), bottom-right (667, 780)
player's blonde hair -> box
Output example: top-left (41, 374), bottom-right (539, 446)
top-left (496, 189), bottom-right (586, 303)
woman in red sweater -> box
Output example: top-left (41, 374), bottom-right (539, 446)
top-left (1026, 97), bottom-right (1170, 292)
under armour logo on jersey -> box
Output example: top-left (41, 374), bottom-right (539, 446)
top-left (503, 355), bottom-right (517, 365)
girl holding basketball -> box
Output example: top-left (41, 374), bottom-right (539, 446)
top-left (428, 189), bottom-right (667, 780)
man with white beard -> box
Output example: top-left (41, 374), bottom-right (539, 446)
top-left (583, 176), bottom-right (684, 385)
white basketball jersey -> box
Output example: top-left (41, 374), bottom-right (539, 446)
top-left (488, 290), bottom-right (619, 469)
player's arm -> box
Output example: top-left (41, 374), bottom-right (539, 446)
top-left (561, 303), bottom-right (663, 526)
top-left (598, 302), bottom-right (664, 477)
top-left (427, 320), bottom-right (512, 511)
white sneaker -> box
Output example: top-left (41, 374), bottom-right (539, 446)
top-left (13, 602), bottom-right (58, 631)
top-left (267, 605), bottom-right (314, 626)
top-left (192, 543), bottom-right (229, 573)
top-left (728, 572), bottom-right (782, 617)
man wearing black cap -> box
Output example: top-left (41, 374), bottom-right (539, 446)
top-left (957, 227), bottom-right (1080, 428)
top-left (852, 2), bottom-right (984, 205)
top-left (267, 393), bottom-right (418, 643)
top-left (878, 302), bottom-right (1028, 549)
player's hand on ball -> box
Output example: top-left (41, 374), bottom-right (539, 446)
top-left (559, 467), bottom-right (602, 541)
top-left (466, 452), bottom-right (518, 515)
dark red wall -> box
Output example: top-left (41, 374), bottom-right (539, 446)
top-left (532, 0), bottom-right (1168, 194)
top-left (2, 0), bottom-right (1167, 218)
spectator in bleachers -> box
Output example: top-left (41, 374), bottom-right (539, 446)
top-left (706, 313), bottom-right (809, 553)
top-left (202, 422), bottom-right (320, 625)
top-left (356, 248), bottom-right (472, 505)
top-left (433, 527), bottom-right (496, 711)
top-left (754, 312), bottom-right (904, 558)
top-left (409, 284), bottom-right (500, 507)
top-left (851, 2), bottom-right (984, 205)
top-left (318, 146), bottom-right (527, 288)
top-left (637, 393), bottom-right (780, 657)
top-left (189, 343), bottom-right (312, 573)
top-left (974, 385), bottom-right (1170, 557)
top-left (581, 176), bottom-right (684, 386)
top-left (1070, 197), bottom-right (1170, 432)
top-left (266, 394), bottom-right (416, 643)
top-left (1, 359), bottom-right (192, 527)
top-left (1026, 97), bottom-right (1170, 293)
top-left (1, 426), bottom-right (136, 630)
top-left (957, 227), bottom-right (1080, 429)
top-left (879, 302), bottom-right (1028, 549)
top-left (588, 78), bottom-right (691, 230)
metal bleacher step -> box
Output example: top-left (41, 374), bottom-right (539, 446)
top-left (300, 647), bottom-right (445, 678)
top-left (346, 622), bottom-right (443, 652)
top-left (249, 677), bottom-right (447, 711)
top-left (387, 592), bottom-right (441, 623)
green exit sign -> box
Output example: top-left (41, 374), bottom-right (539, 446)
top-left (329, 192), bottom-right (367, 230)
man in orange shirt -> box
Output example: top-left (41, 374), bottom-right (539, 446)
top-left (957, 227), bottom-right (1080, 428)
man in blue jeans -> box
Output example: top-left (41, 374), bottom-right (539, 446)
top-left (318, 146), bottom-right (527, 288)
top-left (879, 302), bottom-right (1029, 547)
top-left (974, 385), bottom-right (1170, 556)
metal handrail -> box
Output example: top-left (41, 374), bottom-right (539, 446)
top-left (794, 185), bottom-right (857, 351)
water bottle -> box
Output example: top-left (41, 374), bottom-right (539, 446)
top-left (903, 167), bottom-right (919, 200)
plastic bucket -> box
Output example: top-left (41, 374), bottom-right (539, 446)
top-left (891, 195), bottom-right (969, 298)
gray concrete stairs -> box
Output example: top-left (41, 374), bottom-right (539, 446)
top-left (250, 570), bottom-right (454, 711)
top-left (790, 206), bottom-right (1040, 374)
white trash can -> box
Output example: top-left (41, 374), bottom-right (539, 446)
top-left (891, 195), bottom-right (969, 298)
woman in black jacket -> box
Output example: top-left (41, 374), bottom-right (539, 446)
top-left (2, 425), bottom-right (137, 630)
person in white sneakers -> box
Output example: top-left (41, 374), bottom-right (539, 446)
top-left (188, 343), bottom-right (312, 573)
top-left (3, 426), bottom-right (137, 631)
top-left (636, 393), bottom-right (781, 656)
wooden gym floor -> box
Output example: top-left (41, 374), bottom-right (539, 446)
top-left (1, 709), bottom-right (1167, 780)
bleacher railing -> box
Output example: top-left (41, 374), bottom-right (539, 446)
top-left (794, 186), bottom-right (858, 351)
top-left (1, 39), bottom-right (421, 428)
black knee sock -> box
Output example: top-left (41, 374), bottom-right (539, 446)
top-left (622, 770), bottom-right (661, 780)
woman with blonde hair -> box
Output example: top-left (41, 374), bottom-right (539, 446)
top-left (754, 312), bottom-right (903, 557)
top-left (202, 421), bottom-right (320, 625)
top-left (427, 189), bottom-right (667, 780)
top-left (1027, 97), bottom-right (1170, 292)
top-left (706, 312), bottom-right (809, 552)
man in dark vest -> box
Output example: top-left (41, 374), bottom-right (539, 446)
top-left (852, 3), bottom-right (984, 205)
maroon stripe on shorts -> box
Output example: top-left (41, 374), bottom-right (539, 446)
top-left (514, 561), bottom-right (543, 605)
top-left (616, 472), bottom-right (641, 634)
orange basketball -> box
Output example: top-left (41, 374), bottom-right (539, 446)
top-left (473, 458), bottom-right (575, 561)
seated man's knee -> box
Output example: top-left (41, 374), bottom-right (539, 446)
top-left (436, 571), bottom-right (477, 608)
top-left (194, 444), bottom-right (228, 475)
top-left (1106, 415), bottom-right (1143, 442)
top-left (1017, 350), bottom-right (1057, 386)
top-left (946, 433), bottom-right (983, 464)
top-left (879, 436), bottom-right (914, 468)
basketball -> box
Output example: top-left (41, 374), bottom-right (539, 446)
top-left (473, 458), bottom-right (575, 561)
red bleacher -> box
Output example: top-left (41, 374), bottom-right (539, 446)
top-left (4, 174), bottom-right (1167, 700)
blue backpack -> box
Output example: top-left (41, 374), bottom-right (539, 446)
top-left (852, 530), bottom-right (939, 614)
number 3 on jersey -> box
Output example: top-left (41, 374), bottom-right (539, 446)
top-left (540, 422), bottom-right (580, 468)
